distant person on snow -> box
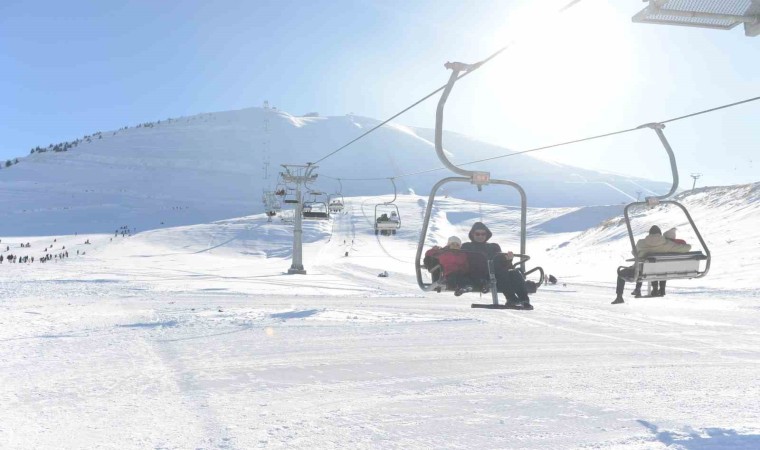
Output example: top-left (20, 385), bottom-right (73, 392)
top-left (461, 222), bottom-right (533, 310)
top-left (425, 236), bottom-right (473, 296)
top-left (612, 225), bottom-right (691, 304)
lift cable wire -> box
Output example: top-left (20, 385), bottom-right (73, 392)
top-left (320, 93), bottom-right (760, 182)
top-left (311, 0), bottom-right (585, 165)
top-left (661, 95), bottom-right (760, 124)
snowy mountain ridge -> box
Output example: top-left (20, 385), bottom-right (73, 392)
top-left (0, 106), bottom-right (674, 236)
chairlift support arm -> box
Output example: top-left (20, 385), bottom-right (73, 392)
top-left (637, 123), bottom-right (679, 200)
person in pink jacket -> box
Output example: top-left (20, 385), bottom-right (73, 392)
top-left (425, 236), bottom-right (473, 296)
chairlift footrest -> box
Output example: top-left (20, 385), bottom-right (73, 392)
top-left (471, 303), bottom-right (511, 309)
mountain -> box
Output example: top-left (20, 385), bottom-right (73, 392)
top-left (0, 106), bottom-right (672, 236)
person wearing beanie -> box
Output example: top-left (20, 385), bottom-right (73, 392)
top-left (663, 227), bottom-right (687, 245)
top-left (461, 222), bottom-right (533, 310)
top-left (424, 236), bottom-right (473, 296)
top-left (612, 225), bottom-right (692, 304)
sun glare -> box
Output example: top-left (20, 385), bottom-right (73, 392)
top-left (480, 1), bottom-right (637, 139)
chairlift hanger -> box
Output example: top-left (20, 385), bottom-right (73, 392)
top-left (414, 62), bottom-right (543, 308)
top-left (622, 123), bottom-right (711, 282)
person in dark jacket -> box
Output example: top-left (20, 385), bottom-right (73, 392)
top-left (461, 222), bottom-right (533, 309)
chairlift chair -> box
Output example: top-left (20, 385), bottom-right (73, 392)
top-left (282, 187), bottom-right (299, 204)
top-left (424, 250), bottom-right (541, 299)
top-left (619, 123), bottom-right (711, 286)
top-left (374, 178), bottom-right (402, 236)
top-left (329, 194), bottom-right (345, 213)
top-left (374, 204), bottom-right (401, 236)
top-left (302, 201), bottom-right (330, 220)
top-left (329, 179), bottom-right (345, 213)
top-left (414, 62), bottom-right (544, 308)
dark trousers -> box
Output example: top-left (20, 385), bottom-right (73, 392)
top-left (616, 266), bottom-right (667, 296)
top-left (495, 268), bottom-right (530, 304)
top-left (447, 272), bottom-right (473, 290)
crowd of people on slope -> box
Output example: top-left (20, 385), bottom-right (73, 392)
top-left (1, 224), bottom-right (135, 266)
top-left (423, 221), bottom-right (694, 310)
top-left (115, 225), bottom-right (135, 237)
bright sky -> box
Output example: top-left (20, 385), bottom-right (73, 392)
top-left (1, 0), bottom-right (757, 187)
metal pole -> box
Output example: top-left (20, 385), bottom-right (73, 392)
top-left (690, 173), bottom-right (701, 190)
top-left (281, 163), bottom-right (317, 275)
top-left (289, 184), bottom-right (306, 274)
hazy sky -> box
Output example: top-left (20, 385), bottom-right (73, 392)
top-left (1, 0), bottom-right (757, 187)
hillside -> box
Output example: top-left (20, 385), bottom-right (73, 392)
top-left (0, 107), bottom-right (671, 236)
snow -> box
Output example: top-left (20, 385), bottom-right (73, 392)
top-left (2, 184), bottom-right (759, 449)
top-left (0, 107), bottom-right (675, 237)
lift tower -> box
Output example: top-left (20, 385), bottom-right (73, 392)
top-left (280, 164), bottom-right (318, 274)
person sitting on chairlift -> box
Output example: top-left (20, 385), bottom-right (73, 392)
top-left (424, 236), bottom-right (474, 296)
top-left (389, 211), bottom-right (399, 222)
top-left (663, 227), bottom-right (687, 245)
top-left (461, 222), bottom-right (533, 310)
top-left (612, 225), bottom-right (691, 304)
top-left (377, 213), bottom-right (389, 223)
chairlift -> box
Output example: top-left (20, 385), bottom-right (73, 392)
top-left (374, 178), bottom-right (401, 236)
top-left (329, 194), bottom-right (345, 213)
top-left (619, 123), bottom-right (711, 285)
top-left (414, 62), bottom-right (544, 309)
top-left (282, 187), bottom-right (299, 204)
top-left (262, 190), bottom-right (282, 222)
top-left (302, 202), bottom-right (329, 219)
top-left (303, 191), bottom-right (330, 220)
top-left (329, 179), bottom-right (345, 212)
top-left (262, 190), bottom-right (282, 211)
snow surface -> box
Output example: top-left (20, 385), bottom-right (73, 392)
top-left (2, 184), bottom-right (759, 449)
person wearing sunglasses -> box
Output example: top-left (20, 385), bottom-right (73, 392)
top-left (461, 222), bottom-right (533, 310)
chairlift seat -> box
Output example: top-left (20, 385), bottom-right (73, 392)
top-left (623, 251), bottom-right (708, 282)
top-left (375, 220), bottom-right (400, 231)
top-left (424, 250), bottom-right (491, 293)
top-left (303, 212), bottom-right (330, 220)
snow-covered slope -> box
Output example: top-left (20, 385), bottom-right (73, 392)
top-left (2, 182), bottom-right (759, 449)
top-left (0, 107), bottom-right (671, 236)
top-left (4, 182), bottom-right (756, 293)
